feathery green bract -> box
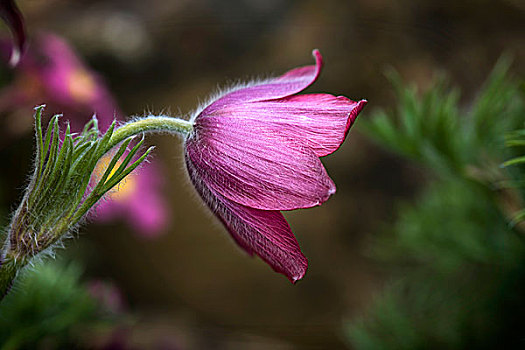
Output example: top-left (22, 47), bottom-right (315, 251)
top-left (1, 106), bottom-right (153, 295)
top-left (347, 59), bottom-right (525, 349)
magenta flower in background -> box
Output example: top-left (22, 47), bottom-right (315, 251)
top-left (0, 0), bottom-right (25, 66)
top-left (0, 33), bottom-right (117, 131)
top-left (185, 50), bottom-right (366, 282)
top-left (0, 33), bottom-right (169, 237)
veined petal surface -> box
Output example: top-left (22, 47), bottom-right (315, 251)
top-left (186, 118), bottom-right (336, 211)
top-left (211, 94), bottom-right (367, 157)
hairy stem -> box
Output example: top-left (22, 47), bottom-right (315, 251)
top-left (106, 116), bottom-right (193, 153)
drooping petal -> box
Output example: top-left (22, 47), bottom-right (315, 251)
top-left (186, 156), bottom-right (308, 283)
top-left (201, 49), bottom-right (322, 115)
top-left (186, 117), bottom-right (336, 211)
top-left (211, 94), bottom-right (367, 157)
top-left (0, 0), bottom-right (25, 66)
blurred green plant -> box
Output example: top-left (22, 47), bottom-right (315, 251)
top-left (0, 260), bottom-right (122, 350)
top-left (502, 127), bottom-right (525, 226)
top-left (346, 59), bottom-right (525, 349)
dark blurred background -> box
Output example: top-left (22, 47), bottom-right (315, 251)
top-left (1, 0), bottom-right (524, 348)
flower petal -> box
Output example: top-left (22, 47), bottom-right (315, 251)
top-left (186, 157), bottom-right (308, 283)
top-left (212, 94), bottom-right (367, 157)
top-left (202, 49), bottom-right (322, 115)
top-left (186, 117), bottom-right (336, 211)
top-left (0, 0), bottom-right (25, 66)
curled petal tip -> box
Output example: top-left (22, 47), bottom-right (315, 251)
top-left (312, 49), bottom-right (322, 63)
top-left (312, 49), bottom-right (323, 76)
top-left (354, 99), bottom-right (368, 118)
top-left (353, 98), bottom-right (368, 116)
top-left (344, 99), bottom-right (368, 138)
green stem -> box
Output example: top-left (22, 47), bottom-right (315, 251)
top-left (106, 116), bottom-right (193, 153)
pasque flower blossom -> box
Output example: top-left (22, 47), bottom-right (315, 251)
top-left (185, 50), bottom-right (366, 282)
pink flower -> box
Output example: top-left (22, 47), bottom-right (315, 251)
top-left (0, 33), bottom-right (169, 237)
top-left (185, 50), bottom-right (366, 282)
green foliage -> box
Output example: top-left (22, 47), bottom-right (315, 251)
top-left (362, 71), bottom-right (464, 173)
top-left (347, 60), bottom-right (525, 349)
top-left (0, 261), bottom-right (110, 350)
top-left (362, 58), bottom-right (523, 176)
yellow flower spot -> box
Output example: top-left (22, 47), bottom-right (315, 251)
top-left (95, 155), bottom-right (138, 202)
top-left (67, 69), bottom-right (97, 104)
